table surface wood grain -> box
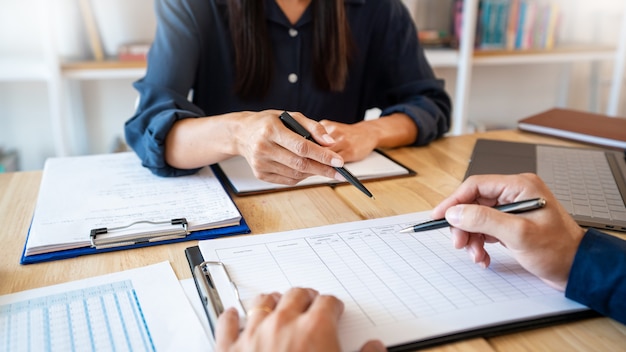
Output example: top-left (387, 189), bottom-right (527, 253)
top-left (2, 130), bottom-right (624, 351)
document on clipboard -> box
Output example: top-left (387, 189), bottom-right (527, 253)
top-left (212, 150), bottom-right (416, 196)
top-left (185, 212), bottom-right (594, 351)
top-left (21, 152), bottom-right (249, 264)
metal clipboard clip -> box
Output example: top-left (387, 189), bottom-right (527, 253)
top-left (192, 261), bottom-right (247, 336)
top-left (90, 218), bottom-right (189, 249)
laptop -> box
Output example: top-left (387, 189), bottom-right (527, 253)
top-left (464, 139), bottom-right (626, 232)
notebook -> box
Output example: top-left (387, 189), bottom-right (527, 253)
top-left (464, 139), bottom-right (626, 232)
top-left (212, 149), bottom-right (415, 196)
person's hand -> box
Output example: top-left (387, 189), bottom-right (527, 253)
top-left (431, 173), bottom-right (585, 291)
top-left (234, 110), bottom-right (346, 185)
top-left (216, 287), bottom-right (386, 352)
top-left (318, 120), bottom-right (378, 162)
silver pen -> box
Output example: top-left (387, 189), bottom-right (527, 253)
top-left (398, 198), bottom-right (547, 233)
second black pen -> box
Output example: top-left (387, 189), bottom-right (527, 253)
top-left (398, 198), bottom-right (547, 233)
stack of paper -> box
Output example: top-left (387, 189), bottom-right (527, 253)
top-left (0, 262), bottom-right (212, 351)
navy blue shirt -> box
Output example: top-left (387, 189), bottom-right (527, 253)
top-left (566, 228), bottom-right (626, 324)
top-left (125, 0), bottom-right (451, 176)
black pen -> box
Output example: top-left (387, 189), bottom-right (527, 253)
top-left (279, 111), bottom-right (374, 199)
top-left (398, 198), bottom-right (546, 233)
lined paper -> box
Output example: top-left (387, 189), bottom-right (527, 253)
top-left (25, 152), bottom-right (241, 256)
top-left (199, 211), bottom-right (587, 351)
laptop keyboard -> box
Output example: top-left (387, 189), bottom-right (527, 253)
top-left (537, 145), bottom-right (626, 222)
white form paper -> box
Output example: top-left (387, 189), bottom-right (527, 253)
top-left (25, 152), bottom-right (241, 255)
top-left (0, 262), bottom-right (210, 352)
top-left (217, 150), bottom-right (411, 194)
top-left (180, 278), bottom-right (214, 350)
top-left (198, 211), bottom-right (588, 351)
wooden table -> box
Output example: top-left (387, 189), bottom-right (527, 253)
top-left (2, 130), bottom-right (625, 351)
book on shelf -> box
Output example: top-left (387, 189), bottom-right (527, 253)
top-left (118, 42), bottom-right (151, 61)
top-left (451, 0), bottom-right (561, 51)
top-left (78, 0), bottom-right (105, 61)
top-left (405, 0), bottom-right (454, 48)
top-left (0, 149), bottom-right (18, 173)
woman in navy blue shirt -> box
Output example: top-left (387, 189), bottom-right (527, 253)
top-left (125, 0), bottom-right (451, 182)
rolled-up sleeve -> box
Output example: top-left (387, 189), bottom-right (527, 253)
top-left (124, 0), bottom-right (204, 177)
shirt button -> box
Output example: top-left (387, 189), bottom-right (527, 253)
top-left (289, 28), bottom-right (298, 37)
top-left (288, 73), bottom-right (298, 83)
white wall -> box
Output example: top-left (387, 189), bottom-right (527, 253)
top-left (1, 0), bottom-right (625, 171)
top-left (0, 0), bottom-right (155, 171)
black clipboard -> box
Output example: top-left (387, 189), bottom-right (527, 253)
top-left (185, 245), bottom-right (597, 350)
top-left (211, 149), bottom-right (416, 196)
top-left (185, 245), bottom-right (247, 337)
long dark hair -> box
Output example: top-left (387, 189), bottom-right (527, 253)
top-left (228, 0), bottom-right (353, 99)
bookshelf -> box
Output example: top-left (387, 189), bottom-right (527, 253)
top-left (417, 0), bottom-right (626, 134)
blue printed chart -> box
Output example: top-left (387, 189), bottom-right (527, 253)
top-left (0, 280), bottom-right (155, 352)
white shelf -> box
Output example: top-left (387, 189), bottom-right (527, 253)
top-left (61, 61), bottom-right (146, 80)
top-left (473, 48), bottom-right (617, 65)
top-left (425, 49), bottom-right (460, 68)
top-left (426, 47), bottom-right (617, 68)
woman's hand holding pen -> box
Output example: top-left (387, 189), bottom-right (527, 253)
top-left (215, 287), bottom-right (386, 352)
top-left (232, 110), bottom-right (346, 185)
top-left (165, 110), bottom-right (343, 182)
top-left (431, 173), bottom-right (586, 291)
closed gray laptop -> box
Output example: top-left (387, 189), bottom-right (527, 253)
top-left (464, 139), bottom-right (626, 232)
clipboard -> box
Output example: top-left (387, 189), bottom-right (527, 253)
top-left (212, 149), bottom-right (417, 196)
top-left (185, 226), bottom-right (598, 351)
top-left (21, 219), bottom-right (250, 265)
top-left (20, 152), bottom-right (251, 265)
